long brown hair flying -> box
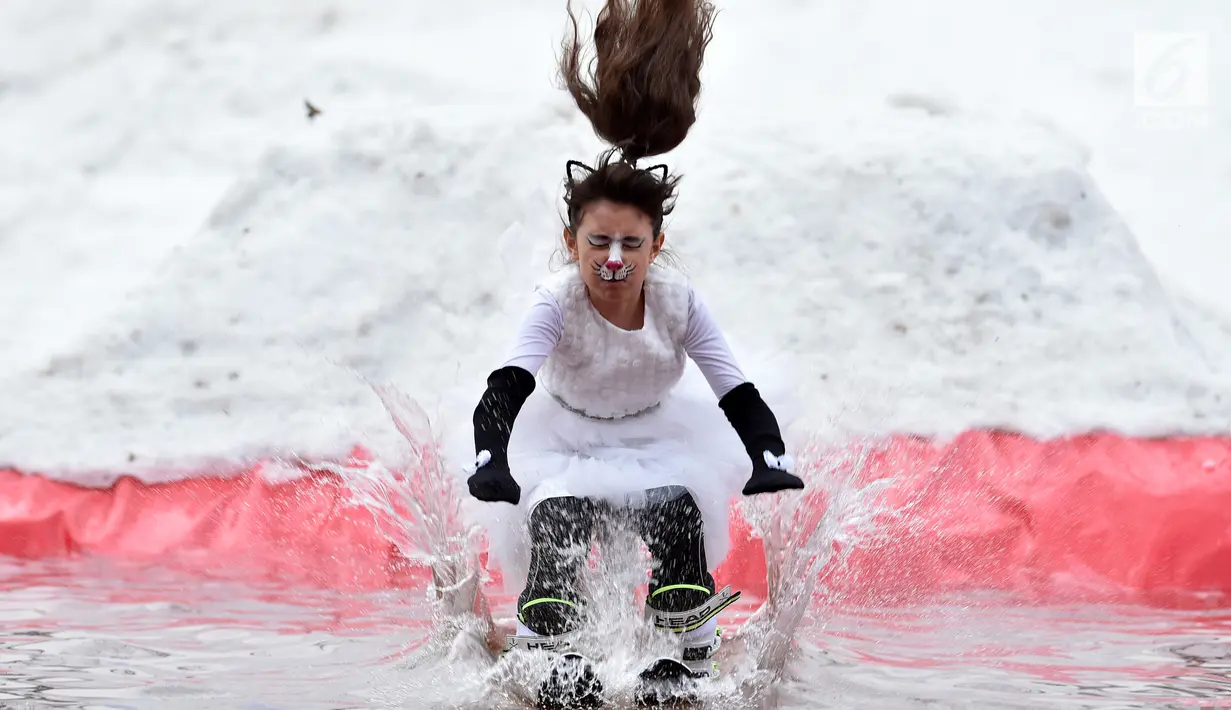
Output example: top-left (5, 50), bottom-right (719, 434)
top-left (557, 0), bottom-right (717, 235)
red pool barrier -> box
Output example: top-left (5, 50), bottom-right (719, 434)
top-left (2, 431), bottom-right (1229, 607)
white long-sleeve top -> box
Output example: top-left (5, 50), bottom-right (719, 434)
top-left (501, 271), bottom-right (747, 406)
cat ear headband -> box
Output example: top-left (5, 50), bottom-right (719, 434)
top-left (565, 159), bottom-right (669, 186)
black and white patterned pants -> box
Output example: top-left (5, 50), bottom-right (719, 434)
top-left (516, 485), bottom-right (716, 636)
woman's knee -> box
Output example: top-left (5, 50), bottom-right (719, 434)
top-left (529, 495), bottom-right (594, 538)
top-left (639, 486), bottom-right (704, 538)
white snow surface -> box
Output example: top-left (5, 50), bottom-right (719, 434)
top-left (2, 0), bottom-right (1230, 484)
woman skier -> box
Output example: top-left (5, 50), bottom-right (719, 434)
top-left (463, 0), bottom-right (804, 688)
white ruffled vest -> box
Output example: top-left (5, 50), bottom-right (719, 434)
top-left (538, 266), bottom-right (692, 420)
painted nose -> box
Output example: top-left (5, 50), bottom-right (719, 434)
top-left (605, 259), bottom-right (623, 271)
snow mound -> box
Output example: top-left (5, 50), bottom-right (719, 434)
top-left (676, 103), bottom-right (1231, 441)
top-left (2, 97), bottom-right (1228, 482)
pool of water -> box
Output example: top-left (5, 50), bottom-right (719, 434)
top-left (3, 556), bottom-right (1229, 710)
top-left (800, 599), bottom-right (1231, 709)
top-left (0, 557), bottom-right (428, 709)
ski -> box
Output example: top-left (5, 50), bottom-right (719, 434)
top-left (537, 652), bottom-right (605, 710)
top-left (634, 657), bottom-right (703, 707)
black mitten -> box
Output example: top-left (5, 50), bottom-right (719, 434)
top-left (468, 365), bottom-right (536, 505)
top-left (742, 452), bottom-right (805, 495)
top-left (718, 382), bottom-right (805, 496)
top-left (466, 453), bottom-right (521, 505)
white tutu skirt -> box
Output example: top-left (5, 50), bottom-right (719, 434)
top-left (447, 350), bottom-right (799, 592)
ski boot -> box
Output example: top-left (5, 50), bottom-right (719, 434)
top-left (504, 615), bottom-right (604, 709)
top-left (635, 584), bottom-right (740, 706)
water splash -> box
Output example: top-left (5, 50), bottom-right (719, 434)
top-left (332, 382), bottom-right (912, 708)
top-left (725, 435), bottom-right (910, 700)
top-left (317, 385), bottom-right (499, 662)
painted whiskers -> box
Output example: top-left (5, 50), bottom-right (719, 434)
top-left (594, 240), bottom-right (636, 282)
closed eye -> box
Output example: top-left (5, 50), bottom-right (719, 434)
top-left (587, 234), bottom-right (644, 248)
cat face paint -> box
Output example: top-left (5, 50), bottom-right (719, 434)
top-left (568, 200), bottom-right (660, 300)
top-left (595, 239), bottom-right (636, 282)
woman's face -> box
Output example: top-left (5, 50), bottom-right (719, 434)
top-left (565, 199), bottom-right (664, 303)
